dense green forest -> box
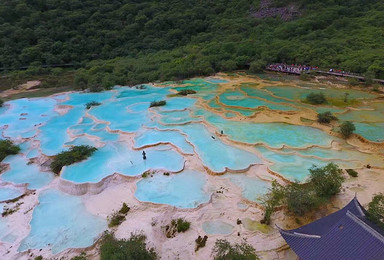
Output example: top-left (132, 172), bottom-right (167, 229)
top-left (1, 0), bottom-right (384, 90)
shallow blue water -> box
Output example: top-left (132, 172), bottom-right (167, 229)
top-left (159, 97), bottom-right (196, 111)
top-left (19, 189), bottom-right (106, 254)
top-left (175, 79), bottom-right (219, 100)
top-left (65, 136), bottom-right (97, 147)
top-left (255, 146), bottom-right (362, 182)
top-left (39, 106), bottom-right (84, 155)
top-left (219, 92), bottom-right (297, 111)
top-left (135, 129), bottom-right (194, 154)
top-left (90, 98), bottom-right (151, 133)
top-left (354, 122), bottom-right (384, 142)
top-left (0, 187), bottom-right (23, 201)
top-left (204, 112), bottom-right (333, 148)
top-left (265, 86), bottom-right (377, 101)
top-left (241, 85), bottom-right (295, 104)
top-left (135, 170), bottom-right (210, 208)
top-left (1, 155), bottom-right (54, 189)
top-left (161, 123), bottom-right (262, 173)
top-left (225, 174), bottom-right (270, 202)
top-left (160, 110), bottom-right (200, 125)
top-left (0, 98), bottom-right (57, 139)
top-left (26, 148), bottom-right (39, 159)
top-left (61, 143), bottom-right (185, 183)
top-left (206, 78), bottom-right (228, 83)
top-left (202, 220), bottom-right (234, 235)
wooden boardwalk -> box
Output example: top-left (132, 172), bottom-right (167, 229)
top-left (265, 68), bottom-right (384, 84)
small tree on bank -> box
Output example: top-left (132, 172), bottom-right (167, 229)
top-left (317, 111), bottom-right (337, 124)
top-left (261, 181), bottom-right (285, 225)
top-left (308, 163), bottom-right (344, 199)
top-left (0, 139), bottom-right (20, 162)
top-left (306, 92), bottom-right (327, 105)
top-left (367, 193), bottom-right (384, 229)
top-left (100, 232), bottom-right (157, 260)
top-left (339, 121), bottom-right (356, 138)
top-left (261, 163), bottom-right (345, 224)
top-left (85, 101), bottom-right (101, 109)
top-left (50, 145), bottom-right (97, 174)
top-left (212, 239), bottom-right (260, 260)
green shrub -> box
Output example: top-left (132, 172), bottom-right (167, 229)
top-left (367, 193), bottom-right (384, 229)
top-left (317, 111), bottom-right (338, 124)
top-left (0, 99), bottom-right (3, 107)
top-left (176, 218), bottom-right (190, 233)
top-left (346, 169), bottom-right (358, 177)
top-left (339, 121), bottom-right (356, 138)
top-left (119, 203), bottom-right (130, 214)
top-left (1, 207), bottom-right (17, 217)
top-left (306, 92), bottom-right (327, 105)
top-left (262, 163), bottom-right (345, 223)
top-left (177, 89), bottom-right (196, 96)
top-left (109, 203), bottom-right (130, 227)
top-left (70, 253), bottom-right (87, 260)
top-left (108, 212), bottom-right (126, 227)
top-left (149, 100), bottom-right (166, 107)
top-left (0, 139), bottom-right (21, 162)
top-left (261, 181), bottom-right (285, 225)
top-left (285, 182), bottom-right (321, 216)
top-left (34, 256), bottom-right (43, 260)
top-left (309, 163), bottom-right (344, 199)
top-left (195, 235), bottom-right (208, 252)
top-left (50, 145), bottom-right (97, 174)
top-left (100, 232), bottom-right (157, 260)
top-left (212, 239), bottom-right (259, 260)
top-left (85, 101), bottom-right (101, 109)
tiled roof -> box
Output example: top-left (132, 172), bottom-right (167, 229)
top-left (279, 197), bottom-right (384, 260)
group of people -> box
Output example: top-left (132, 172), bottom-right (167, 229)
top-left (266, 63), bottom-right (318, 74)
top-left (266, 63), bottom-right (360, 77)
top-left (328, 68), bottom-right (357, 76)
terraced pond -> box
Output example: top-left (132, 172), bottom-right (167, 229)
top-left (0, 74), bottom-right (383, 257)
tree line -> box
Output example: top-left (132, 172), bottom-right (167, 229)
top-left (1, 0), bottom-right (384, 89)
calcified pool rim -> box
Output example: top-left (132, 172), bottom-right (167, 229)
top-left (0, 74), bottom-right (383, 257)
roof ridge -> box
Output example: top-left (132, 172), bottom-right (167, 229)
top-left (279, 228), bottom-right (321, 239)
top-left (346, 211), bottom-right (384, 243)
top-left (353, 196), bottom-right (365, 217)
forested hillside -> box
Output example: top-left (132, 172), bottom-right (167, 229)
top-left (1, 0), bottom-right (383, 89)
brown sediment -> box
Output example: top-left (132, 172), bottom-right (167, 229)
top-left (266, 168), bottom-right (294, 184)
top-left (202, 163), bottom-right (262, 177)
top-left (132, 141), bottom-right (194, 156)
top-left (352, 133), bottom-right (384, 147)
top-left (0, 81), bottom-right (41, 98)
top-left (55, 104), bottom-right (72, 115)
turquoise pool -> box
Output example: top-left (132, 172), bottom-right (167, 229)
top-left (135, 170), bottom-right (211, 208)
top-left (19, 189), bottom-right (107, 254)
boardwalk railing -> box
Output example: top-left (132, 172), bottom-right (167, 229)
top-left (265, 65), bottom-right (384, 84)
